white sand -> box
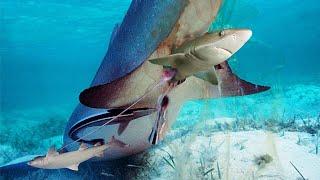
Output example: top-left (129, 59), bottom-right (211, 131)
top-left (146, 130), bottom-right (320, 180)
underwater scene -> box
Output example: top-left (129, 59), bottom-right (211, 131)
top-left (1, 0), bottom-right (319, 179)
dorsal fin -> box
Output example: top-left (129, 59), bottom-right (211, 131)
top-left (46, 146), bottom-right (59, 157)
top-left (78, 142), bottom-right (88, 151)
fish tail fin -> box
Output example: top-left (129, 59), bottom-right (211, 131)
top-left (215, 61), bottom-right (270, 96)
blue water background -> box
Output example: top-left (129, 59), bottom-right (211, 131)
top-left (0, 0), bottom-right (319, 165)
top-left (1, 0), bottom-right (319, 111)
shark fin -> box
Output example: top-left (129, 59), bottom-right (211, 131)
top-left (148, 53), bottom-right (185, 67)
top-left (109, 23), bottom-right (119, 44)
top-left (117, 121), bottom-right (130, 135)
top-left (215, 61), bottom-right (270, 96)
top-left (46, 146), bottom-right (59, 157)
top-left (193, 68), bottom-right (218, 85)
top-left (67, 164), bottom-right (79, 171)
top-left (78, 142), bottom-right (87, 151)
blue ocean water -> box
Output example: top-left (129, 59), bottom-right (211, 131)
top-left (0, 0), bottom-right (319, 167)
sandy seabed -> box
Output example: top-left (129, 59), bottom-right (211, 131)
top-left (141, 128), bottom-right (320, 180)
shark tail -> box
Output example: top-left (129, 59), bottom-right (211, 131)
top-left (215, 61), bottom-right (270, 97)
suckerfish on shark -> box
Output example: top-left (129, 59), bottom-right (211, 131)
top-left (28, 136), bottom-right (128, 171)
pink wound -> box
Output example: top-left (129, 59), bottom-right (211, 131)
top-left (162, 69), bottom-right (176, 82)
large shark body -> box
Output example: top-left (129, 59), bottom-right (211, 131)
top-left (63, 0), bottom-right (227, 160)
top-left (65, 0), bottom-right (268, 160)
top-left (0, 0), bottom-right (269, 178)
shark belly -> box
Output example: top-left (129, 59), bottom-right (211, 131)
top-left (64, 0), bottom-right (223, 159)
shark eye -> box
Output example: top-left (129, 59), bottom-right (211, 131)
top-left (219, 30), bottom-right (225, 37)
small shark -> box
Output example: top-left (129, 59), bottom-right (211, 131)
top-left (149, 29), bottom-right (252, 85)
top-left (28, 137), bottom-right (128, 171)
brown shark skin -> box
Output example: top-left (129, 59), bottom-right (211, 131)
top-left (80, 0), bottom-right (223, 109)
top-left (78, 0), bottom-right (270, 148)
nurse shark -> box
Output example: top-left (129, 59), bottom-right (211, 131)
top-left (0, 0), bottom-right (269, 177)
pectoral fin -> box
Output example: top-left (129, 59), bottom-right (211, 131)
top-left (148, 53), bottom-right (185, 67)
top-left (117, 121), bottom-right (130, 135)
top-left (67, 164), bottom-right (79, 171)
top-left (193, 68), bottom-right (218, 85)
top-left (46, 146), bottom-right (59, 157)
top-left (215, 61), bottom-right (270, 96)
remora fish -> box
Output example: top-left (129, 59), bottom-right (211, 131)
top-left (27, 143), bottom-right (108, 171)
top-left (27, 137), bottom-right (127, 171)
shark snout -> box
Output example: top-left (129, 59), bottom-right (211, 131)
top-left (218, 29), bottom-right (252, 54)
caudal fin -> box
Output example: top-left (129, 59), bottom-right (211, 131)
top-left (215, 61), bottom-right (270, 97)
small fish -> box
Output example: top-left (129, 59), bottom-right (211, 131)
top-left (28, 137), bottom-right (129, 171)
top-left (148, 95), bottom-right (169, 145)
top-left (28, 142), bottom-right (108, 171)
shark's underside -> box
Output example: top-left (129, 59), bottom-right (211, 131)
top-left (0, 0), bottom-right (270, 177)
top-left (68, 0), bottom-right (269, 161)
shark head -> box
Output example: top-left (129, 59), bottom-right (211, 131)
top-left (191, 29), bottom-right (252, 66)
top-left (214, 29), bottom-right (252, 54)
top-left (28, 156), bottom-right (46, 167)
